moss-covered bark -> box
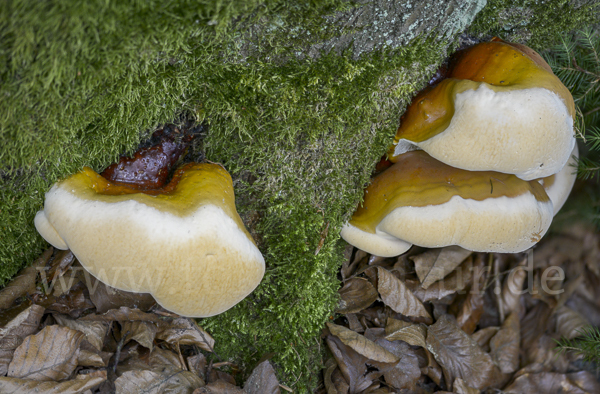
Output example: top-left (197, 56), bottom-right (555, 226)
top-left (1, 0), bottom-right (598, 390)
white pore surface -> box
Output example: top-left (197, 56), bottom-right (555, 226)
top-left (376, 193), bottom-right (553, 253)
top-left (415, 85), bottom-right (574, 180)
top-left (340, 223), bottom-right (412, 257)
top-left (38, 184), bottom-right (265, 317)
top-left (542, 144), bottom-right (579, 215)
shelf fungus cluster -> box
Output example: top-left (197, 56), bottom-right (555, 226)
top-left (342, 39), bottom-right (578, 257)
top-left (35, 135), bottom-right (264, 318)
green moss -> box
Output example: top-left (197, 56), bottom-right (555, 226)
top-left (469, 0), bottom-right (600, 49)
top-left (2, 0), bottom-right (598, 390)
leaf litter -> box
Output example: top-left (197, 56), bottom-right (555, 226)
top-left (319, 223), bottom-right (600, 393)
top-left (0, 248), bottom-right (282, 393)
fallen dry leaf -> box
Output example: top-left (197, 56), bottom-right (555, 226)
top-left (78, 349), bottom-right (107, 368)
top-left (426, 314), bottom-right (503, 390)
top-left (490, 312), bottom-right (520, 374)
top-left (453, 377), bottom-right (479, 394)
top-left (554, 306), bottom-right (590, 340)
top-left (243, 360), bottom-right (280, 394)
top-left (187, 353), bottom-right (207, 380)
top-left (503, 371), bottom-right (600, 393)
top-left (325, 334), bottom-right (375, 393)
top-left (409, 256), bottom-right (474, 304)
top-left (455, 289), bottom-right (485, 335)
top-left (411, 246), bottom-right (472, 289)
top-left (8, 325), bottom-right (84, 381)
top-left (471, 326), bottom-right (499, 351)
top-left (122, 320), bottom-right (158, 350)
top-left (0, 248), bottom-right (52, 309)
top-left (327, 323), bottom-right (399, 364)
top-left (0, 370), bottom-right (106, 393)
top-left (376, 267), bottom-right (432, 324)
top-left (156, 318), bottom-right (214, 352)
top-left (337, 278), bottom-right (378, 314)
top-left (0, 304), bottom-right (44, 375)
top-left (194, 379), bottom-right (245, 393)
top-left (52, 314), bottom-right (109, 351)
top-left (384, 318), bottom-right (427, 348)
top-left (115, 368), bottom-right (204, 394)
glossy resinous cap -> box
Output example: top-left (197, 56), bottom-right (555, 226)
top-left (341, 151), bottom-right (554, 257)
top-left (34, 163), bottom-right (265, 317)
top-left (388, 39), bottom-right (575, 181)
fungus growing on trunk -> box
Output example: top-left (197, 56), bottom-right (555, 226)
top-left (341, 151), bottom-right (558, 257)
top-left (388, 39), bottom-right (576, 181)
top-left (35, 131), bottom-right (264, 317)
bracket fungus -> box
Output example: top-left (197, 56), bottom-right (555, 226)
top-left (388, 38), bottom-right (576, 181)
top-left (340, 150), bottom-right (579, 257)
top-left (34, 162), bottom-right (265, 317)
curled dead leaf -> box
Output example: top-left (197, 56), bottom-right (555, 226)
top-left (8, 325), bottom-right (84, 381)
top-left (327, 323), bottom-right (399, 364)
top-left (426, 315), bottom-right (504, 390)
top-left (243, 360), bottom-right (280, 394)
top-left (376, 267), bottom-right (432, 324)
top-left (0, 370), bottom-right (106, 393)
top-left (0, 304), bottom-right (44, 375)
top-left (337, 278), bottom-right (378, 314)
top-left (156, 318), bottom-right (214, 352)
top-left (411, 246), bottom-right (472, 289)
top-left (115, 368), bottom-right (204, 394)
top-left (490, 312), bottom-right (520, 374)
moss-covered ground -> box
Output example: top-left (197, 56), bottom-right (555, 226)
top-left (1, 0), bottom-right (598, 390)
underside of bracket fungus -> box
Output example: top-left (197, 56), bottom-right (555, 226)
top-left (388, 38), bottom-right (576, 181)
top-left (341, 150), bottom-right (560, 257)
top-left (35, 158), bottom-right (265, 318)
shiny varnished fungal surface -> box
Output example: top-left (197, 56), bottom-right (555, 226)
top-left (350, 150), bottom-right (549, 235)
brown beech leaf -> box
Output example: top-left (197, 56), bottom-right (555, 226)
top-left (471, 327), bottom-right (499, 351)
top-left (187, 353), bottom-right (207, 380)
top-left (323, 357), bottom-right (348, 394)
top-left (0, 304), bottom-right (44, 375)
top-left (490, 312), bottom-right (520, 374)
top-left (117, 347), bottom-right (184, 376)
top-left (243, 360), bottom-right (280, 394)
top-left (376, 267), bottom-right (432, 324)
top-left (0, 248), bottom-right (52, 309)
top-left (87, 279), bottom-right (156, 313)
top-left (8, 325), bottom-right (84, 381)
top-left (337, 278), bottom-right (378, 314)
top-left (503, 371), bottom-right (600, 393)
top-left (554, 306), bottom-right (590, 340)
top-left (52, 314), bottom-right (109, 351)
top-left (364, 330), bottom-right (420, 391)
top-left (520, 302), bottom-right (552, 353)
top-left (194, 380), bottom-right (245, 393)
top-left (454, 377), bottom-right (479, 394)
top-left (81, 306), bottom-right (163, 324)
top-left (455, 290), bottom-right (485, 335)
top-left (426, 314), bottom-right (503, 390)
top-left (0, 370), bottom-right (106, 393)
top-left (122, 320), bottom-right (158, 350)
top-left (115, 368), bottom-right (204, 394)
top-left (411, 246), bottom-right (472, 289)
top-left (325, 334), bottom-right (374, 393)
top-left (327, 323), bottom-right (399, 364)
top-left (501, 263), bottom-right (527, 316)
top-left (78, 349), bottom-right (106, 367)
top-left (384, 318), bottom-right (427, 348)
top-left (156, 318), bottom-right (214, 352)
